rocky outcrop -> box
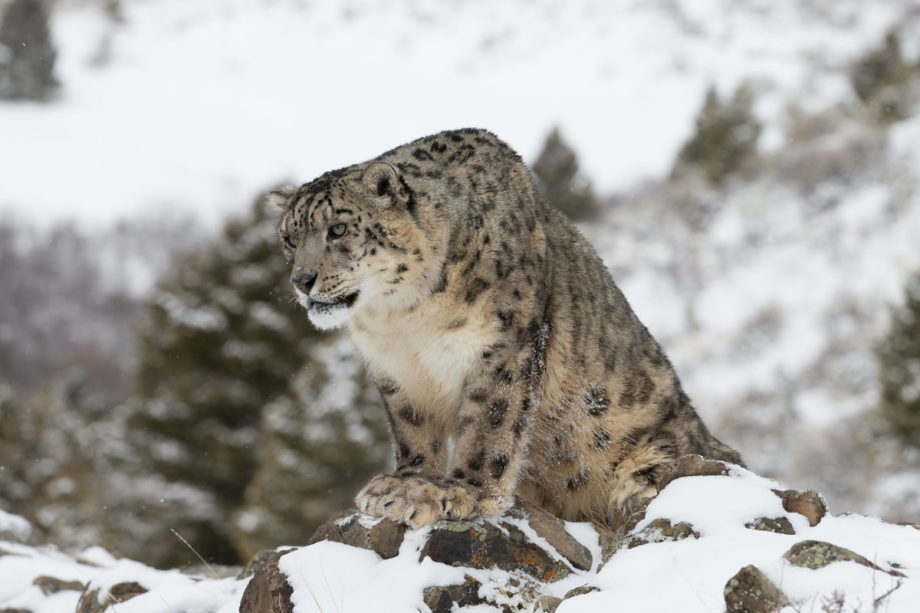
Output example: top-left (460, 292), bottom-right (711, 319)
top-left (306, 510), bottom-right (406, 559)
top-left (238, 549), bottom-right (296, 613)
top-left (242, 499), bottom-right (592, 613)
top-left (420, 519), bottom-right (571, 582)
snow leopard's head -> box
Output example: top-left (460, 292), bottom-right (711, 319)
top-left (271, 162), bottom-right (439, 330)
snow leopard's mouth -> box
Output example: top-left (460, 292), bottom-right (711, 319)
top-left (307, 291), bottom-right (360, 314)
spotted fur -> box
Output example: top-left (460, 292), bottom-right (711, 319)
top-left (273, 128), bottom-right (742, 529)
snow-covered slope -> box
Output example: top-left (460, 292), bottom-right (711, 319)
top-left (0, 538), bottom-right (246, 613)
top-left (4, 466), bottom-right (920, 612)
top-left (0, 0), bottom-right (909, 226)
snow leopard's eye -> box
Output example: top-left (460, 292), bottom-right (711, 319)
top-left (282, 235), bottom-right (297, 250)
top-left (328, 223), bottom-right (347, 240)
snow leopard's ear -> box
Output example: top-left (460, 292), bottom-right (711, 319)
top-left (265, 184), bottom-right (297, 213)
top-left (362, 162), bottom-right (409, 209)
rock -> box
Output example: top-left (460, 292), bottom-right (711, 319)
top-left (532, 594), bottom-right (564, 612)
top-left (605, 496), bottom-right (652, 536)
top-left (420, 519), bottom-right (571, 583)
top-left (238, 550), bottom-right (295, 613)
top-left (32, 575), bottom-right (84, 595)
top-left (744, 516), bottom-right (795, 535)
top-left (425, 571), bottom-right (545, 612)
top-left (306, 510), bottom-right (406, 559)
top-left (627, 518), bottom-right (700, 549)
top-left (75, 582), bottom-right (147, 613)
top-left (563, 584), bottom-right (600, 599)
top-left (772, 489), bottom-right (826, 527)
top-left (657, 455), bottom-right (733, 491)
top-left (597, 525), bottom-right (627, 570)
top-left (238, 548), bottom-right (293, 579)
top-left (422, 577), bottom-right (483, 612)
top-left (507, 500), bottom-right (593, 570)
top-left (782, 540), bottom-right (903, 576)
top-left (724, 564), bottom-right (789, 613)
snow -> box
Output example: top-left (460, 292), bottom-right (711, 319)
top-left (278, 529), bottom-right (467, 613)
top-left (4, 465), bottom-right (920, 612)
top-left (557, 471), bottom-right (920, 613)
top-left (633, 470), bottom-right (799, 536)
top-left (0, 536), bottom-right (249, 613)
top-left (563, 521), bottom-right (603, 572)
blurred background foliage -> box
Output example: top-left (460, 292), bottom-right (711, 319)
top-left (0, 0), bottom-right (919, 568)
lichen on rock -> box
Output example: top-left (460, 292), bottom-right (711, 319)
top-left (723, 564), bottom-right (790, 613)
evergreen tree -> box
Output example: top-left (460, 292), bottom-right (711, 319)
top-left (0, 382), bottom-right (30, 514)
top-left (532, 127), bottom-right (599, 220)
top-left (849, 31), bottom-right (918, 123)
top-left (671, 84), bottom-right (761, 185)
top-left (103, 0), bottom-right (124, 24)
top-left (0, 372), bottom-right (112, 552)
top-left (233, 337), bottom-right (388, 558)
top-left (0, 0), bottom-right (58, 101)
top-left (126, 194), bottom-right (320, 564)
top-left (878, 272), bottom-right (920, 446)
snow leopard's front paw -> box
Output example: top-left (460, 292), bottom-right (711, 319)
top-left (355, 474), bottom-right (478, 529)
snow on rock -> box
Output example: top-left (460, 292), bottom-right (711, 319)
top-left (561, 465), bottom-right (920, 613)
top-left (4, 461), bottom-right (920, 612)
top-left (232, 462), bottom-right (920, 613)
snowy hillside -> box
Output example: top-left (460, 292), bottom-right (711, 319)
top-left (0, 0), bottom-right (910, 226)
top-left (584, 111), bottom-right (920, 519)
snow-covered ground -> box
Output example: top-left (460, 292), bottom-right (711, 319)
top-left (0, 538), bottom-right (246, 613)
top-left (0, 0), bottom-right (908, 227)
top-left (3, 467), bottom-right (920, 612)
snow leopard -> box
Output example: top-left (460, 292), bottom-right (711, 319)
top-left (271, 128), bottom-right (742, 529)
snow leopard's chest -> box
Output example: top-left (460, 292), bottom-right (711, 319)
top-left (349, 300), bottom-right (498, 416)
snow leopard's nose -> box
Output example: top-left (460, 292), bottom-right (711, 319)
top-left (292, 269), bottom-right (317, 294)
